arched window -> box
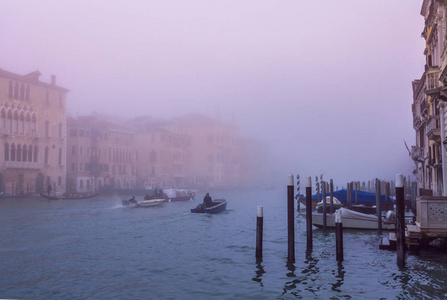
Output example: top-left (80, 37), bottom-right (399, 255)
top-left (8, 81), bottom-right (13, 98)
top-left (31, 115), bottom-right (37, 133)
top-left (19, 113), bottom-right (24, 135)
top-left (17, 144), bottom-right (21, 162)
top-left (44, 146), bottom-right (49, 164)
top-left (4, 143), bottom-right (9, 161)
top-left (25, 85), bottom-right (30, 100)
top-left (58, 147), bottom-right (62, 165)
top-left (20, 83), bottom-right (25, 100)
top-left (6, 111), bottom-right (12, 133)
top-left (25, 114), bottom-right (30, 135)
top-left (28, 145), bottom-right (33, 162)
top-left (45, 120), bottom-right (49, 137)
top-left (13, 112), bottom-right (19, 134)
top-left (22, 144), bottom-right (27, 162)
top-left (14, 83), bottom-right (19, 99)
top-left (0, 110), bottom-right (5, 132)
top-left (33, 146), bottom-right (38, 162)
top-left (11, 144), bottom-right (16, 161)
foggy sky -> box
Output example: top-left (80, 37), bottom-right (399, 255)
top-left (0, 1), bottom-right (425, 187)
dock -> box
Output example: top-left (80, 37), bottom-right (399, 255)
top-left (380, 196), bottom-right (447, 251)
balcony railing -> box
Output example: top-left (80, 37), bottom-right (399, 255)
top-left (413, 115), bottom-right (422, 129)
top-left (4, 161), bottom-right (42, 170)
top-left (411, 146), bottom-right (424, 162)
top-left (427, 115), bottom-right (441, 141)
top-left (426, 67), bottom-right (440, 91)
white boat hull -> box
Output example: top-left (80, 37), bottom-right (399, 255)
top-left (137, 198), bottom-right (165, 207)
top-left (310, 208), bottom-right (395, 230)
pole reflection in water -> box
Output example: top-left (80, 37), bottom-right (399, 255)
top-left (282, 263), bottom-right (304, 297)
top-left (251, 263), bottom-right (266, 287)
top-left (331, 261), bottom-right (345, 292)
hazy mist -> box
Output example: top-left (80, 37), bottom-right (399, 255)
top-left (0, 1), bottom-right (425, 187)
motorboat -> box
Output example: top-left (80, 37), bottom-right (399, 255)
top-left (309, 207), bottom-right (395, 230)
top-left (191, 199), bottom-right (227, 214)
top-left (122, 197), bottom-right (165, 208)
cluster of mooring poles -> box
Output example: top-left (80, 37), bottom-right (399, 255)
top-left (254, 174), bottom-right (407, 268)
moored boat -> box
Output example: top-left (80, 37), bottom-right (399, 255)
top-left (41, 192), bottom-right (100, 200)
top-left (191, 199), bottom-right (227, 214)
top-left (308, 207), bottom-right (395, 230)
top-left (298, 189), bottom-right (394, 209)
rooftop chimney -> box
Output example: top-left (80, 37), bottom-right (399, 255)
top-left (51, 75), bottom-right (56, 86)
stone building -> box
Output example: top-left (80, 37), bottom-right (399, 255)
top-left (66, 115), bottom-right (137, 193)
top-left (412, 0), bottom-right (447, 196)
top-left (0, 68), bottom-right (68, 195)
top-left (172, 114), bottom-right (240, 188)
top-left (129, 117), bottom-right (191, 189)
top-left (0, 69), bottom-right (68, 195)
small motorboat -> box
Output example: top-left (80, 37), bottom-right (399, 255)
top-left (309, 207), bottom-right (395, 230)
top-left (191, 199), bottom-right (227, 214)
top-left (122, 197), bottom-right (165, 208)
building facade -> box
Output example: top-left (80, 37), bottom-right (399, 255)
top-left (413, 0), bottom-right (447, 196)
top-left (173, 114), bottom-right (240, 188)
top-left (66, 116), bottom-right (137, 193)
top-left (0, 68), bottom-right (68, 195)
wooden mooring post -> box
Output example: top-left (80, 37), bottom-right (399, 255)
top-left (322, 181), bottom-right (327, 231)
top-left (287, 175), bottom-right (295, 263)
top-left (396, 174), bottom-right (406, 268)
top-left (335, 209), bottom-right (343, 262)
top-left (376, 178), bottom-right (382, 234)
top-left (256, 206), bottom-right (263, 262)
top-left (296, 174), bottom-right (300, 211)
top-left (330, 179), bottom-right (334, 214)
top-left (306, 176), bottom-right (313, 251)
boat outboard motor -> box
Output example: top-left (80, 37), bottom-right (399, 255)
top-left (385, 210), bottom-right (396, 223)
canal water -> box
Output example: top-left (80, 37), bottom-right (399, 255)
top-left (1, 188), bottom-right (446, 299)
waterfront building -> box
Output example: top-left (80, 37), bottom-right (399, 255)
top-left (172, 114), bottom-right (240, 188)
top-left (129, 117), bottom-right (191, 189)
top-left (412, 0), bottom-right (447, 195)
top-left (0, 68), bottom-right (68, 195)
top-left (66, 115), bottom-right (137, 193)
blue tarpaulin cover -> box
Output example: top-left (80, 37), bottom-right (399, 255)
top-left (298, 189), bottom-right (394, 205)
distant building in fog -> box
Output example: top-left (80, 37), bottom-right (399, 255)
top-left (129, 116), bottom-right (190, 189)
top-left (172, 114), bottom-right (240, 188)
top-left (0, 68), bottom-right (68, 195)
top-left (66, 116), bottom-right (137, 193)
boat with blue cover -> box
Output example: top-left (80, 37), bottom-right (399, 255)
top-left (298, 189), bottom-right (394, 208)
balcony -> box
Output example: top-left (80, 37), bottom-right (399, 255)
top-left (411, 146), bottom-right (424, 162)
top-left (4, 161), bottom-right (42, 170)
top-left (427, 115), bottom-right (440, 141)
top-left (425, 67), bottom-right (440, 95)
top-left (413, 115), bottom-right (423, 130)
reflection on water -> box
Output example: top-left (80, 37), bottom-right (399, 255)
top-left (2, 189), bottom-right (447, 299)
top-left (252, 263), bottom-right (265, 287)
top-left (331, 261), bottom-right (345, 292)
